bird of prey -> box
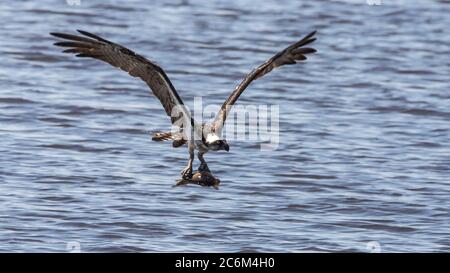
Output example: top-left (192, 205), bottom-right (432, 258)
top-left (50, 30), bottom-right (317, 179)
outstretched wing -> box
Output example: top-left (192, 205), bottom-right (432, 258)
top-left (50, 30), bottom-right (190, 125)
top-left (213, 31), bottom-right (317, 131)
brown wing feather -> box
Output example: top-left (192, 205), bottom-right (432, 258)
top-left (50, 30), bottom-right (188, 125)
top-left (213, 31), bottom-right (317, 131)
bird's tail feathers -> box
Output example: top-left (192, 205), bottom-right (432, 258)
top-left (152, 131), bottom-right (175, 141)
top-left (152, 131), bottom-right (187, 148)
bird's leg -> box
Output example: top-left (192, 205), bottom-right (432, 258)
top-left (181, 142), bottom-right (195, 179)
top-left (197, 152), bottom-right (211, 173)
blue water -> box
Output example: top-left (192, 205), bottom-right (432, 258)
top-left (0, 0), bottom-right (449, 252)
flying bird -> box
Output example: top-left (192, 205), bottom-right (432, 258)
top-left (50, 30), bottom-right (317, 179)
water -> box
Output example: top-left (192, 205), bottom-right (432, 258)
top-left (0, 0), bottom-right (449, 252)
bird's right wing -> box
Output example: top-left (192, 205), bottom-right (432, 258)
top-left (213, 31), bottom-right (317, 132)
top-left (51, 30), bottom-right (192, 127)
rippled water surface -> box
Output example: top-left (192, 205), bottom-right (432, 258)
top-left (1, 0), bottom-right (449, 252)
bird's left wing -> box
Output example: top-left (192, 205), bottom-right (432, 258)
top-left (50, 30), bottom-right (192, 127)
top-left (213, 31), bottom-right (317, 132)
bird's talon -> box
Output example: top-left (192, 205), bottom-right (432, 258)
top-left (198, 163), bottom-right (211, 173)
top-left (181, 167), bottom-right (193, 179)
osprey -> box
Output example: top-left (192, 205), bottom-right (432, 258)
top-left (51, 30), bottom-right (317, 179)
